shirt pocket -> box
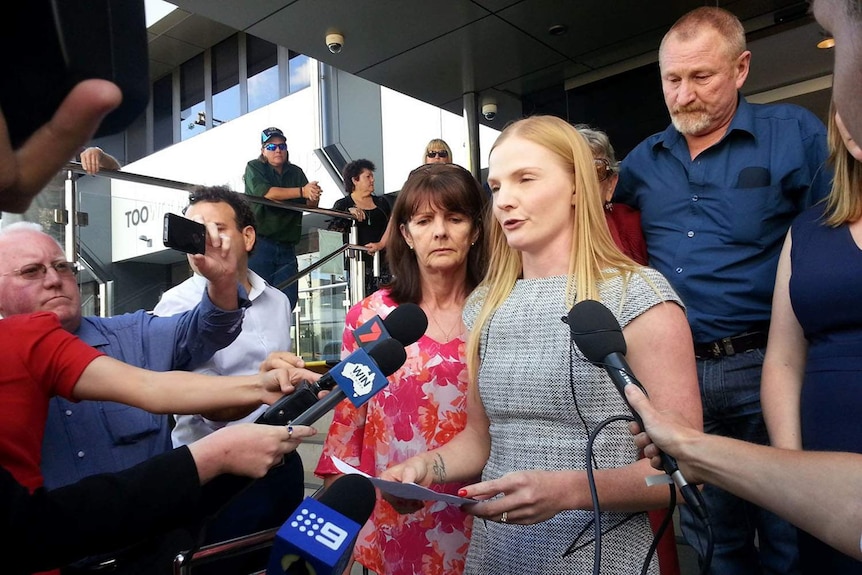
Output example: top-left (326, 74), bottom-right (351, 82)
top-left (721, 183), bottom-right (786, 245)
top-left (100, 402), bottom-right (163, 445)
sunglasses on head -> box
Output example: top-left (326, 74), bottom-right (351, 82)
top-left (594, 158), bottom-right (614, 182)
top-left (426, 150), bottom-right (449, 158)
top-left (264, 143), bottom-right (287, 151)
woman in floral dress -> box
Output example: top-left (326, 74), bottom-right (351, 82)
top-left (315, 163), bottom-right (489, 575)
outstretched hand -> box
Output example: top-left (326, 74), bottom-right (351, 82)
top-left (190, 422), bottom-right (317, 482)
top-left (188, 218), bottom-right (239, 288)
top-left (0, 79), bottom-right (122, 213)
top-left (625, 384), bottom-right (702, 482)
top-left (259, 351), bottom-right (306, 372)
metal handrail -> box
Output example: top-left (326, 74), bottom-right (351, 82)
top-left (63, 160), bottom-right (372, 304)
top-left (281, 241), bottom-right (369, 291)
top-left (62, 161), bottom-right (356, 220)
top-left (172, 527), bottom-right (278, 575)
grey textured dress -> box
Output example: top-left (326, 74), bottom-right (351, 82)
top-left (462, 269), bottom-right (682, 575)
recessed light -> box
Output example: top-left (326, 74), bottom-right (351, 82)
top-left (548, 24), bottom-right (568, 36)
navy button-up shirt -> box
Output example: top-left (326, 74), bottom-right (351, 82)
top-left (615, 95), bottom-right (830, 343)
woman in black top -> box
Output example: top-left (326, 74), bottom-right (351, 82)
top-left (329, 159), bottom-right (392, 295)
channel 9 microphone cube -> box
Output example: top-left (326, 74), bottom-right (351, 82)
top-left (330, 347), bottom-right (388, 408)
top-left (267, 497), bottom-right (361, 575)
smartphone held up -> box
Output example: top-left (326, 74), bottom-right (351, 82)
top-left (163, 213), bottom-right (206, 255)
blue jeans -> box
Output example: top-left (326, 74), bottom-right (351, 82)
top-left (248, 234), bottom-right (298, 311)
top-left (679, 349), bottom-right (800, 575)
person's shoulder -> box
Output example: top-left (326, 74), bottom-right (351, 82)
top-left (154, 276), bottom-right (204, 315)
top-left (345, 289), bottom-right (395, 327)
top-left (749, 100), bottom-right (825, 129)
top-left (4, 311), bottom-right (61, 330)
top-left (332, 195), bottom-right (351, 210)
top-left (792, 202), bottom-right (829, 229)
top-left (261, 282), bottom-right (291, 306)
top-left (600, 267), bottom-right (683, 328)
top-left (624, 128), bottom-right (670, 162)
top-left (372, 194), bottom-right (392, 213)
top-left (245, 157), bottom-right (263, 170)
top-left (283, 162), bottom-right (307, 175)
top-left (463, 285), bottom-right (489, 329)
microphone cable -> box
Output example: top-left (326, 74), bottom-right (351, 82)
top-left (565, 412), bottom-right (670, 575)
top-left (573, 359), bottom-right (714, 575)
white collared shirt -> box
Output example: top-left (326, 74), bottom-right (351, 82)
top-left (153, 270), bottom-right (293, 446)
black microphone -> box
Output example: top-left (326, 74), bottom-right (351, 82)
top-left (267, 474), bottom-right (376, 575)
top-left (351, 302), bottom-right (428, 352)
top-left (257, 304), bottom-right (426, 426)
top-left (566, 299), bottom-right (709, 522)
top-left (289, 338), bottom-right (406, 426)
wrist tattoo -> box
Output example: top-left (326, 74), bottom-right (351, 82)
top-left (431, 453), bottom-right (447, 483)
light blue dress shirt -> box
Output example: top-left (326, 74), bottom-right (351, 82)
top-left (40, 288), bottom-right (246, 489)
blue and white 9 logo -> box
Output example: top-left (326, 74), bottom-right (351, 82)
top-left (290, 508), bottom-right (349, 551)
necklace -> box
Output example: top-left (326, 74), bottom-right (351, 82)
top-left (426, 308), bottom-right (462, 343)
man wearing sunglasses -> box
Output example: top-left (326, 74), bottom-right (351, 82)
top-left (243, 127), bottom-right (321, 310)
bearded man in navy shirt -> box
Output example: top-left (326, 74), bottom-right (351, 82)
top-left (615, 7), bottom-right (830, 575)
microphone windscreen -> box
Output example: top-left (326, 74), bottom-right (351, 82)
top-left (318, 474), bottom-right (376, 526)
top-left (367, 338), bottom-right (408, 376)
top-left (567, 300), bottom-right (627, 362)
top-left (383, 303), bottom-right (428, 347)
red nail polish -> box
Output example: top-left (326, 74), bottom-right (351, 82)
top-left (458, 489), bottom-right (467, 496)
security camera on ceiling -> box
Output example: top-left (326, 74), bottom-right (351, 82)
top-left (326, 33), bottom-right (344, 54)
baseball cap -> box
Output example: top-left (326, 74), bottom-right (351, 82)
top-left (261, 127), bottom-right (285, 143)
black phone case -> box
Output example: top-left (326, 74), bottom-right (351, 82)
top-left (163, 213), bottom-right (206, 255)
top-left (256, 382), bottom-right (321, 426)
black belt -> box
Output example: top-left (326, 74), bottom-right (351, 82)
top-left (694, 330), bottom-right (768, 359)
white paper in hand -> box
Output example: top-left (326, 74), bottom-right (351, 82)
top-left (331, 456), bottom-right (476, 506)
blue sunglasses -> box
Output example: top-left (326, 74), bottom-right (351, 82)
top-left (264, 143), bottom-right (287, 151)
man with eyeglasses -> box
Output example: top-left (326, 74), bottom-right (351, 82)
top-left (0, 220), bottom-right (247, 575)
top-left (244, 126), bottom-right (321, 311)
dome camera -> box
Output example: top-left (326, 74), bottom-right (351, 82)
top-left (482, 101), bottom-right (498, 121)
top-left (326, 33), bottom-right (344, 54)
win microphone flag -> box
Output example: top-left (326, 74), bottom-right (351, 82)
top-left (327, 346), bottom-right (388, 408)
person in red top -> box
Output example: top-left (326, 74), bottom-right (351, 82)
top-left (576, 125), bottom-right (649, 266)
top-left (0, 311), bottom-right (314, 493)
top-left (0, 311), bottom-right (320, 575)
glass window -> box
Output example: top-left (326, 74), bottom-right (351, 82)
top-left (153, 74), bottom-right (173, 152)
top-left (288, 51), bottom-right (311, 94)
top-left (247, 35), bottom-right (278, 112)
top-left (180, 53), bottom-right (205, 141)
top-left (212, 35), bottom-right (240, 125)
